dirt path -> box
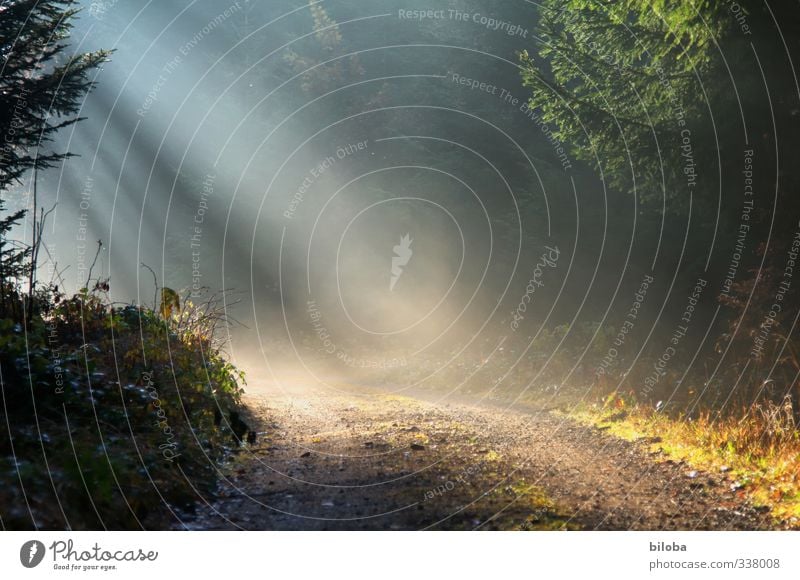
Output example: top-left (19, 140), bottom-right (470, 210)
top-left (181, 383), bottom-right (773, 530)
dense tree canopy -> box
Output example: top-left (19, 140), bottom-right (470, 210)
top-left (520, 0), bottom-right (731, 207)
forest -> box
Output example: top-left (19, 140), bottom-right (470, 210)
top-left (1, 0), bottom-right (799, 532)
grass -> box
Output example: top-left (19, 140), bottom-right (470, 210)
top-left (564, 393), bottom-right (800, 528)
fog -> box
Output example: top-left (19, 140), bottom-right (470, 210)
top-left (20, 0), bottom-right (789, 404)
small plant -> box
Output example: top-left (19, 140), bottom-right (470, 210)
top-left (0, 281), bottom-right (247, 529)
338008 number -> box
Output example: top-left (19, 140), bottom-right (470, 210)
top-left (735, 558), bottom-right (780, 569)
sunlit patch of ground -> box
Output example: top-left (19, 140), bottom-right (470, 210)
top-left (563, 397), bottom-right (800, 529)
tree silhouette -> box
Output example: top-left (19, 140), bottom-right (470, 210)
top-left (0, 0), bottom-right (110, 313)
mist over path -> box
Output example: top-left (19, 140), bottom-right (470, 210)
top-left (181, 382), bottom-right (773, 531)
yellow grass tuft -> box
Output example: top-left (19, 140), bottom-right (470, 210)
top-left (565, 395), bottom-right (800, 527)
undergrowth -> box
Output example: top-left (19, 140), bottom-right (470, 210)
top-left (0, 285), bottom-right (246, 529)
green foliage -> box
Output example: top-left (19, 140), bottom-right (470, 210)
top-left (519, 0), bottom-right (727, 207)
top-left (0, 0), bottom-right (111, 192)
top-left (0, 286), bottom-right (246, 529)
top-left (0, 198), bottom-right (30, 315)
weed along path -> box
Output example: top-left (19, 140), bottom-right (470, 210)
top-left (182, 383), bottom-right (774, 530)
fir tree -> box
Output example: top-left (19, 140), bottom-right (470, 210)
top-left (0, 0), bottom-right (110, 313)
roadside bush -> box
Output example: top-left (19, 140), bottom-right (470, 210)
top-left (0, 285), bottom-right (246, 529)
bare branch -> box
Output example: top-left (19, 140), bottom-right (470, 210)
top-left (85, 239), bottom-right (103, 288)
top-left (140, 262), bottom-right (159, 311)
